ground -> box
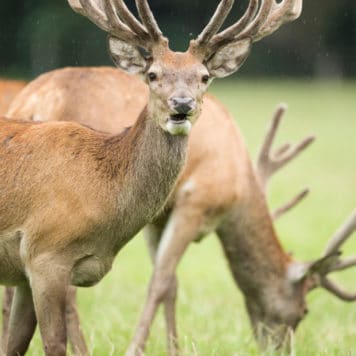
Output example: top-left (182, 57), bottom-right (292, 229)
top-left (2, 80), bottom-right (355, 355)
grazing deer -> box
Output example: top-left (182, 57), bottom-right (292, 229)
top-left (0, 0), bottom-right (282, 354)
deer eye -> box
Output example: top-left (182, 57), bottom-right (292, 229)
top-left (148, 72), bottom-right (157, 82)
top-left (202, 74), bottom-right (210, 84)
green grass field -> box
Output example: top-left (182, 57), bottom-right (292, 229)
top-left (5, 81), bottom-right (356, 355)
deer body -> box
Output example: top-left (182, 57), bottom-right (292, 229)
top-left (0, 110), bottom-right (187, 285)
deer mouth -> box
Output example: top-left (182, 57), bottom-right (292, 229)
top-left (169, 113), bottom-right (189, 124)
top-left (166, 114), bottom-right (192, 136)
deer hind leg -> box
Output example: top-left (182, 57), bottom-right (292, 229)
top-left (6, 283), bottom-right (37, 356)
top-left (144, 223), bottom-right (179, 356)
top-left (65, 286), bottom-right (88, 356)
top-left (27, 256), bottom-right (70, 356)
top-left (126, 206), bottom-right (204, 356)
top-left (1, 287), bottom-right (15, 353)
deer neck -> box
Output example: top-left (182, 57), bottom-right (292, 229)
top-left (217, 175), bottom-right (291, 298)
top-left (99, 107), bottom-right (188, 245)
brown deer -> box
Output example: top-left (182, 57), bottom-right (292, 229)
top-left (0, 0), bottom-right (289, 354)
top-left (0, 79), bottom-right (26, 116)
top-left (5, 64), bottom-right (356, 356)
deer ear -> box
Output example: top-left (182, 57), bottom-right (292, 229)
top-left (206, 39), bottom-right (251, 78)
top-left (108, 36), bottom-right (150, 75)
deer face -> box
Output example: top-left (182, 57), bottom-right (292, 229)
top-left (143, 48), bottom-right (211, 136)
top-left (108, 37), bottom-right (252, 136)
top-left (245, 275), bottom-right (309, 350)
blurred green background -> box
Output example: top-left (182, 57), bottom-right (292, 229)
top-left (0, 0), bottom-right (356, 79)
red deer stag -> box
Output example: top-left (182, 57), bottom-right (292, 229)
top-left (0, 0), bottom-right (281, 353)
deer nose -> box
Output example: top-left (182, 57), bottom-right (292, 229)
top-left (169, 97), bottom-right (196, 114)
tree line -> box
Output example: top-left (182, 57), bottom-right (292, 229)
top-left (0, 0), bottom-right (355, 79)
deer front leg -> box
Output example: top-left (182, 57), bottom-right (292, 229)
top-left (144, 224), bottom-right (179, 356)
top-left (1, 287), bottom-right (15, 352)
top-left (6, 284), bottom-right (37, 356)
top-left (65, 286), bottom-right (88, 356)
top-left (126, 207), bottom-right (203, 356)
top-left (28, 257), bottom-right (70, 356)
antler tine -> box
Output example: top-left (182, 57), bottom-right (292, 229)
top-left (75, 0), bottom-right (111, 32)
top-left (67, 0), bottom-right (88, 17)
top-left (235, 0), bottom-right (274, 42)
top-left (274, 135), bottom-right (315, 170)
top-left (324, 210), bottom-right (356, 256)
top-left (253, 0), bottom-right (303, 42)
top-left (331, 256), bottom-right (356, 272)
top-left (209, 0), bottom-right (259, 51)
top-left (306, 211), bottom-right (356, 301)
top-left (104, 0), bottom-right (148, 47)
top-left (272, 188), bottom-right (309, 220)
top-left (195, 0), bottom-right (235, 48)
top-left (135, 0), bottom-right (164, 42)
top-left (69, 0), bottom-right (163, 50)
top-left (256, 103), bottom-right (287, 190)
top-left (256, 103), bottom-right (315, 191)
top-left (321, 277), bottom-right (356, 302)
top-left (113, 0), bottom-right (149, 39)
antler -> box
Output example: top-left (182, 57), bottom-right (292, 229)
top-left (272, 188), bottom-right (309, 220)
top-left (255, 103), bottom-right (315, 218)
top-left (309, 211), bottom-right (356, 302)
top-left (67, 0), bottom-right (166, 50)
top-left (191, 0), bottom-right (303, 56)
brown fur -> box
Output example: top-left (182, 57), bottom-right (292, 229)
top-left (0, 80), bottom-right (27, 116)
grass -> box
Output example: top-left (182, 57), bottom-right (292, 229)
top-left (3, 80), bottom-right (356, 355)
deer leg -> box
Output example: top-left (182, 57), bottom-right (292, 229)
top-left (1, 287), bottom-right (15, 352)
top-left (144, 224), bottom-right (179, 355)
top-left (126, 207), bottom-right (203, 356)
top-left (6, 283), bottom-right (37, 356)
top-left (28, 258), bottom-right (69, 356)
top-left (65, 286), bottom-right (88, 356)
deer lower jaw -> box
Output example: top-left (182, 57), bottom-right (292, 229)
top-left (166, 115), bottom-right (192, 136)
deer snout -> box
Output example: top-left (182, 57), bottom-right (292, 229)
top-left (169, 97), bottom-right (196, 115)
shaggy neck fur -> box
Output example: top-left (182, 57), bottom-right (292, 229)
top-left (93, 107), bottom-right (188, 248)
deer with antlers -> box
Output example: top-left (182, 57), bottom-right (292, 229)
top-left (0, 0), bottom-right (314, 355)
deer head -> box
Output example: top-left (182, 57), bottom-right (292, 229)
top-left (243, 105), bottom-right (356, 350)
top-left (68, 0), bottom-right (303, 136)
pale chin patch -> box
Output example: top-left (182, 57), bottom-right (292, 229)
top-left (166, 120), bottom-right (192, 136)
